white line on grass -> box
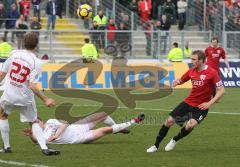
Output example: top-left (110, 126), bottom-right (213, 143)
top-left (38, 104), bottom-right (240, 115)
top-left (0, 159), bottom-right (50, 167)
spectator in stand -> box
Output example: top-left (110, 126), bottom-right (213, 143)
top-left (31, 0), bottom-right (41, 22)
top-left (153, 20), bottom-right (161, 58)
top-left (162, 0), bottom-right (176, 23)
top-left (93, 10), bottom-right (107, 49)
top-left (194, 0), bottom-right (204, 30)
top-left (157, 0), bottom-right (165, 20)
top-left (107, 19), bottom-right (117, 45)
top-left (19, 0), bottom-right (31, 21)
top-left (116, 12), bottom-right (130, 29)
top-left (230, 2), bottom-right (240, 17)
top-left (142, 20), bottom-right (154, 57)
top-left (93, 10), bottom-right (107, 29)
top-left (129, 0), bottom-right (139, 30)
top-left (56, 0), bottom-right (63, 19)
top-left (116, 22), bottom-right (130, 59)
top-left (0, 37), bottom-right (12, 62)
top-left (138, 0), bottom-right (152, 23)
top-left (90, 21), bottom-right (100, 50)
top-left (177, 0), bottom-right (187, 30)
top-left (159, 14), bottom-right (171, 54)
top-left (5, 3), bottom-right (20, 43)
top-left (167, 42), bottom-right (183, 62)
top-left (172, 0), bottom-right (178, 19)
top-left (206, 1), bottom-right (218, 31)
top-left (82, 38), bottom-right (98, 63)
top-left (45, 0), bottom-right (57, 37)
top-left (225, 0), bottom-right (232, 8)
top-left (0, 3), bottom-right (6, 29)
top-left (15, 14), bottom-right (29, 49)
top-left (234, 13), bottom-right (240, 29)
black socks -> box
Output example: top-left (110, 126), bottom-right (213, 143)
top-left (173, 127), bottom-right (192, 142)
top-left (154, 125), bottom-right (170, 148)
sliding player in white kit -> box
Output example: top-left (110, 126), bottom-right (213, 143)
top-left (23, 113), bottom-right (145, 145)
top-left (0, 33), bottom-right (60, 156)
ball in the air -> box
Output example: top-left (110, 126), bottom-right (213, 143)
top-left (77, 4), bottom-right (92, 19)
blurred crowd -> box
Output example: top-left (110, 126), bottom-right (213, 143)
top-left (0, 0), bottom-right (65, 50)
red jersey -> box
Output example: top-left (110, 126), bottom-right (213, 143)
top-left (205, 46), bottom-right (226, 72)
top-left (180, 65), bottom-right (223, 107)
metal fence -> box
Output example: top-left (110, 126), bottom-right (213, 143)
top-left (224, 31), bottom-right (240, 58)
top-left (0, 29), bottom-right (216, 62)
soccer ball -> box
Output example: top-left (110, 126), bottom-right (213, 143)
top-left (77, 4), bottom-right (92, 19)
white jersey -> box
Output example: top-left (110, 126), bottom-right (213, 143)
top-left (1, 50), bottom-right (42, 106)
top-left (44, 119), bottom-right (93, 144)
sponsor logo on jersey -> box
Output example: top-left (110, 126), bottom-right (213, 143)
top-left (200, 75), bottom-right (206, 81)
top-left (191, 80), bottom-right (204, 87)
top-left (212, 53), bottom-right (219, 58)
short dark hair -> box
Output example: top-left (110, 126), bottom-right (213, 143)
top-left (84, 38), bottom-right (90, 43)
top-left (211, 37), bottom-right (219, 43)
top-left (192, 50), bottom-right (206, 62)
top-left (24, 32), bottom-right (39, 50)
top-left (173, 42), bottom-right (178, 47)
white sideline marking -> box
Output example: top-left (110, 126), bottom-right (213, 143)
top-left (39, 104), bottom-right (240, 115)
top-left (0, 159), bottom-right (50, 167)
top-left (208, 112), bottom-right (240, 115)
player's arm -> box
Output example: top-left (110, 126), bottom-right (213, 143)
top-left (29, 83), bottom-right (55, 107)
top-left (208, 86), bottom-right (225, 105)
top-left (48, 123), bottom-right (69, 142)
top-left (0, 55), bottom-right (12, 82)
top-left (198, 86), bottom-right (225, 110)
top-left (29, 66), bottom-right (55, 107)
top-left (222, 49), bottom-right (230, 72)
top-left (173, 70), bottom-right (190, 87)
top-left (224, 57), bottom-right (230, 73)
top-left (0, 72), bottom-right (6, 82)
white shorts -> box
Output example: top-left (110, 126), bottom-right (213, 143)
top-left (70, 123), bottom-right (94, 144)
top-left (0, 99), bottom-right (38, 122)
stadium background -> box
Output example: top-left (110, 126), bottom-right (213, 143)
top-left (0, 0), bottom-right (239, 167)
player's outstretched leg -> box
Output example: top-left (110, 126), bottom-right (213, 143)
top-left (32, 122), bottom-right (60, 156)
top-left (103, 115), bottom-right (130, 134)
top-left (112, 112), bottom-right (145, 133)
top-left (91, 113), bottom-right (145, 141)
top-left (165, 119), bottom-right (196, 152)
top-left (147, 116), bottom-right (174, 153)
top-left (0, 109), bottom-right (11, 153)
top-left (42, 148), bottom-right (60, 156)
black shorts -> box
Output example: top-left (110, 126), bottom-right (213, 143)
top-left (169, 102), bottom-right (208, 126)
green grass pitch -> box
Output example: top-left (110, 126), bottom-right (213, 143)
top-left (0, 88), bottom-right (239, 167)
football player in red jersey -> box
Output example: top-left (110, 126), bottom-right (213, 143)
top-left (205, 37), bottom-right (230, 74)
top-left (147, 50), bottom-right (225, 153)
top-left (205, 37), bottom-right (230, 97)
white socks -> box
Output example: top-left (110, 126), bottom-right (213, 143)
top-left (112, 121), bottom-right (132, 133)
top-left (103, 116), bottom-right (116, 126)
top-left (0, 119), bottom-right (10, 149)
top-left (32, 123), bottom-right (48, 150)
